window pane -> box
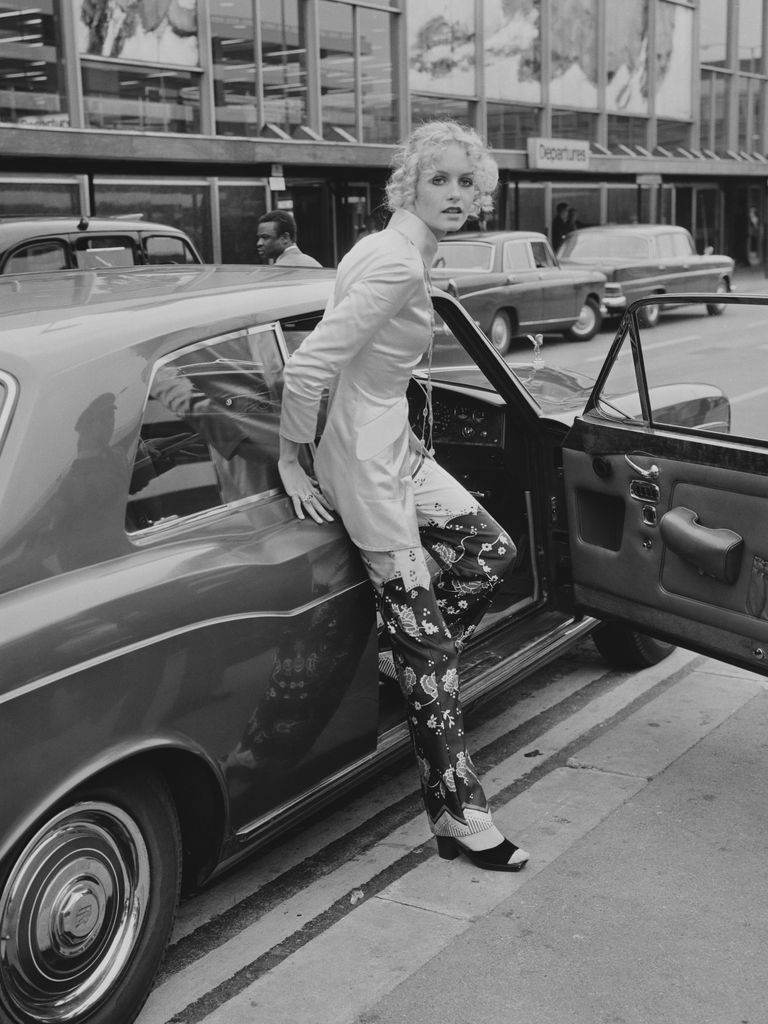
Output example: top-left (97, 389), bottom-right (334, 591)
top-left (408, 0), bottom-right (477, 97)
top-left (0, 177), bottom-right (80, 216)
top-left (320, 0), bottom-right (355, 141)
top-left (607, 114), bottom-right (648, 148)
top-left (657, 119), bottom-right (691, 150)
top-left (486, 103), bottom-right (539, 150)
top-left (211, 0), bottom-right (257, 137)
top-left (82, 63), bottom-right (201, 133)
top-left (145, 235), bottom-right (198, 264)
top-left (699, 0), bottom-right (727, 67)
top-left (75, 236), bottom-right (137, 269)
top-left (218, 182), bottom-right (268, 262)
top-left (550, 0), bottom-right (597, 109)
top-left (738, 0), bottom-right (763, 73)
top-left (360, 7), bottom-right (396, 144)
top-left (606, 0), bottom-right (649, 114)
top-left (606, 185), bottom-right (638, 223)
top-left (485, 0), bottom-right (540, 103)
top-left (656, 1), bottom-right (692, 120)
top-left (5, 240), bottom-right (69, 274)
top-left (76, 0), bottom-right (200, 65)
top-left (0, 0), bottom-right (68, 126)
top-left (127, 327), bottom-right (286, 530)
top-left (92, 179), bottom-right (212, 260)
top-left (410, 95), bottom-right (472, 126)
top-left (551, 109), bottom-right (597, 139)
top-left (261, 0), bottom-right (308, 135)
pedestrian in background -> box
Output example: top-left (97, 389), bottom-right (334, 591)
top-left (551, 200), bottom-right (570, 250)
top-left (277, 120), bottom-right (529, 873)
top-left (256, 210), bottom-right (322, 267)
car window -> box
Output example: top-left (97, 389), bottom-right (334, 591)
top-left (562, 233), bottom-right (651, 259)
top-left (433, 242), bottom-right (493, 272)
top-left (671, 231), bottom-right (695, 257)
top-left (503, 241), bottom-right (534, 271)
top-left (75, 236), bottom-right (137, 269)
top-left (144, 234), bottom-right (199, 265)
top-left (4, 240), bottom-right (69, 274)
top-left (530, 240), bottom-right (557, 269)
top-left (126, 325), bottom-right (287, 532)
top-left (655, 233), bottom-right (676, 259)
top-left (587, 308), bottom-right (738, 437)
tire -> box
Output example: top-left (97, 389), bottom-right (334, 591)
top-left (592, 622), bottom-right (675, 670)
top-left (564, 296), bottom-right (602, 341)
top-left (706, 279), bottom-right (729, 316)
top-left (488, 310), bottom-right (513, 355)
top-left (639, 300), bottom-right (660, 327)
top-left (0, 767), bottom-right (181, 1024)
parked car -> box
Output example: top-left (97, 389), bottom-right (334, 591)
top-left (430, 230), bottom-right (607, 353)
top-left (3, 268), bottom-right (766, 1024)
top-left (0, 216), bottom-right (202, 274)
top-left (557, 223), bottom-right (734, 326)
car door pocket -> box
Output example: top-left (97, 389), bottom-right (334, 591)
top-left (659, 506), bottom-right (743, 584)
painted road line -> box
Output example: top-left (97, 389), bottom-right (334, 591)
top-left (193, 662), bottom-right (762, 1024)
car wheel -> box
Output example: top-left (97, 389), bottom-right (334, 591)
top-left (0, 767), bottom-right (181, 1024)
top-left (592, 622), bottom-right (675, 670)
top-left (489, 311), bottom-right (512, 355)
top-left (564, 297), bottom-right (602, 341)
top-left (639, 300), bottom-right (660, 327)
top-left (706, 279), bottom-right (729, 316)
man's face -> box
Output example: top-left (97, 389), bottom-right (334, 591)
top-left (256, 221), bottom-right (287, 262)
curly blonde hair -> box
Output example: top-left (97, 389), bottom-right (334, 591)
top-left (385, 120), bottom-right (499, 217)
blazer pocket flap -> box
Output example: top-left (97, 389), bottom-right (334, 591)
top-left (356, 401), bottom-right (406, 460)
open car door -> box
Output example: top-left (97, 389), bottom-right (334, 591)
top-left (561, 293), bottom-right (768, 678)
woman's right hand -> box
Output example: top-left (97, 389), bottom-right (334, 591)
top-left (278, 455), bottom-right (334, 524)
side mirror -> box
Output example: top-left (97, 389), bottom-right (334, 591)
top-left (704, 245), bottom-right (714, 255)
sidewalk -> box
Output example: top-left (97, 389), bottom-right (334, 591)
top-left (360, 661), bottom-right (768, 1024)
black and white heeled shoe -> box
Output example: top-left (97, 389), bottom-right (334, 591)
top-left (436, 835), bottom-right (529, 872)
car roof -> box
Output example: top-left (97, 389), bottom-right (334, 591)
top-left (438, 231), bottom-right (548, 243)
top-left (567, 224), bottom-right (687, 236)
top-left (0, 265), bottom-right (336, 373)
top-left (0, 216), bottom-right (193, 247)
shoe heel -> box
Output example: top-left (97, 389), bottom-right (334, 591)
top-left (436, 836), bottom-right (460, 861)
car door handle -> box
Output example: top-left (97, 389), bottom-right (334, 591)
top-left (624, 454), bottom-right (659, 480)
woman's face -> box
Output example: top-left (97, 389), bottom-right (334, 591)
top-left (411, 142), bottom-right (476, 239)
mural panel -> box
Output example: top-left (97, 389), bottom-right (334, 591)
top-left (605, 0), bottom-right (649, 114)
top-left (656, 1), bottom-right (693, 121)
top-left (484, 0), bottom-right (540, 104)
top-left (549, 0), bottom-right (597, 109)
top-left (408, 0), bottom-right (476, 97)
top-left (76, 0), bottom-right (200, 66)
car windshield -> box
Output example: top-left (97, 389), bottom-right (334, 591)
top-left (433, 242), bottom-right (493, 272)
top-left (561, 232), bottom-right (651, 259)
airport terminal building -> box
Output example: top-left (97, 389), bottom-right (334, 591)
top-left (1, 0), bottom-right (767, 268)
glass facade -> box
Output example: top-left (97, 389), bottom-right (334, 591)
top-left (605, 0), bottom-right (649, 115)
top-left (484, 0), bottom-right (540, 104)
top-left (359, 5), bottom-right (395, 144)
top-left (0, 0), bottom-right (68, 126)
top-left (81, 62), bottom-right (201, 132)
top-left (0, 175), bottom-right (80, 215)
top-left (408, 0), bottom-right (476, 98)
top-left (487, 103), bottom-right (539, 150)
top-left (262, 0), bottom-right (308, 136)
top-left (210, 0), bottom-right (257, 137)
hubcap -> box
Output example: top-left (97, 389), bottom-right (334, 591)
top-left (0, 802), bottom-right (150, 1023)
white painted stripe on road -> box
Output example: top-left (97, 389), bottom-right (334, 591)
top-left (728, 385), bottom-right (768, 404)
top-left (195, 662), bottom-right (762, 1024)
top-left (582, 334), bottom-right (700, 362)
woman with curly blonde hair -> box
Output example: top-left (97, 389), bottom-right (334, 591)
top-left (278, 120), bottom-right (529, 872)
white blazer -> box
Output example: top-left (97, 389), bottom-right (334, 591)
top-left (280, 208), bottom-right (437, 551)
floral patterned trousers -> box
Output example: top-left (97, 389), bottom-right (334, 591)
top-left (361, 455), bottom-right (516, 839)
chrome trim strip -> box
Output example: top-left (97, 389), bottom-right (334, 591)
top-left (1, 579), bottom-right (367, 707)
top-left (0, 370), bottom-right (20, 447)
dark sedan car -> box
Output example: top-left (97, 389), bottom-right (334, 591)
top-left (2, 269), bottom-right (766, 1024)
top-left (430, 230), bottom-right (607, 353)
top-left (0, 216), bottom-right (202, 274)
top-left (557, 223), bottom-right (734, 326)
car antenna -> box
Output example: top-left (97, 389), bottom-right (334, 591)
top-left (76, 216), bottom-right (89, 231)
